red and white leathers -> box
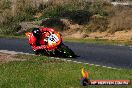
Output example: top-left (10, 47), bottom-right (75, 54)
top-left (28, 27), bottom-right (55, 51)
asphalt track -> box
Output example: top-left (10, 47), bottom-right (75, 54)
top-left (0, 38), bottom-right (132, 69)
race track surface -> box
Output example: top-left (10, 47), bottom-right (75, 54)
top-left (0, 38), bottom-right (132, 69)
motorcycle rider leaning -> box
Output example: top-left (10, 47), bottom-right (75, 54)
top-left (28, 27), bottom-right (55, 54)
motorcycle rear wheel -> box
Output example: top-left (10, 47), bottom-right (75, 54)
top-left (56, 43), bottom-right (76, 58)
top-left (34, 43), bottom-right (76, 58)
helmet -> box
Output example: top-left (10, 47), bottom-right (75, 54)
top-left (32, 28), bottom-right (42, 39)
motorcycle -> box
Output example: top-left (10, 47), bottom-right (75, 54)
top-left (25, 30), bottom-right (76, 58)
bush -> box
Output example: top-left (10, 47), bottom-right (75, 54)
top-left (0, 23), bottom-right (21, 35)
top-left (61, 10), bottom-right (92, 25)
top-left (0, 0), bottom-right (38, 35)
top-left (108, 9), bottom-right (132, 33)
top-left (84, 1), bottom-right (112, 16)
top-left (84, 17), bottom-right (109, 32)
top-left (41, 18), bottom-right (65, 31)
top-left (42, 5), bottom-right (68, 18)
top-left (1, 0), bottom-right (132, 35)
top-left (0, 0), bottom-right (11, 10)
top-left (42, 0), bottom-right (92, 18)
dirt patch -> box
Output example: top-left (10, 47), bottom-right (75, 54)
top-left (16, 21), bottom-right (41, 34)
top-left (0, 53), bottom-right (26, 63)
top-left (17, 18), bottom-right (83, 34)
top-left (87, 30), bottom-right (132, 41)
top-left (17, 17), bottom-right (131, 41)
top-left (63, 30), bottom-right (132, 41)
top-left (63, 31), bottom-right (84, 39)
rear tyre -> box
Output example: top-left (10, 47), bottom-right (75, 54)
top-left (56, 43), bottom-right (76, 58)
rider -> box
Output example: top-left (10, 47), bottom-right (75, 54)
top-left (28, 27), bottom-right (55, 54)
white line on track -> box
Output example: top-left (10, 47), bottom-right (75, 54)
top-left (0, 50), bottom-right (121, 70)
top-left (0, 50), bottom-right (31, 55)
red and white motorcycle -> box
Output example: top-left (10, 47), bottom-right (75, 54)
top-left (26, 31), bottom-right (76, 58)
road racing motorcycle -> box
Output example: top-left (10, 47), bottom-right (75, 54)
top-left (25, 30), bottom-right (76, 58)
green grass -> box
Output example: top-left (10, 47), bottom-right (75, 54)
top-left (0, 34), bottom-right (26, 39)
top-left (0, 54), bottom-right (132, 88)
top-left (0, 34), bottom-right (132, 46)
top-left (64, 38), bottom-right (132, 46)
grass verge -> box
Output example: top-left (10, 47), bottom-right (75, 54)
top-left (0, 34), bottom-right (26, 39)
top-left (0, 54), bottom-right (132, 88)
top-left (0, 35), bottom-right (132, 46)
top-left (63, 38), bottom-right (132, 46)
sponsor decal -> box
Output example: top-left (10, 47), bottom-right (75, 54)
top-left (80, 67), bottom-right (130, 86)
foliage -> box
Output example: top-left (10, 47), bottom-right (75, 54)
top-left (0, 0), bottom-right (38, 35)
top-left (84, 17), bottom-right (109, 32)
top-left (108, 7), bottom-right (132, 33)
top-left (85, 1), bottom-right (110, 16)
top-left (0, 0), bottom-right (132, 35)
